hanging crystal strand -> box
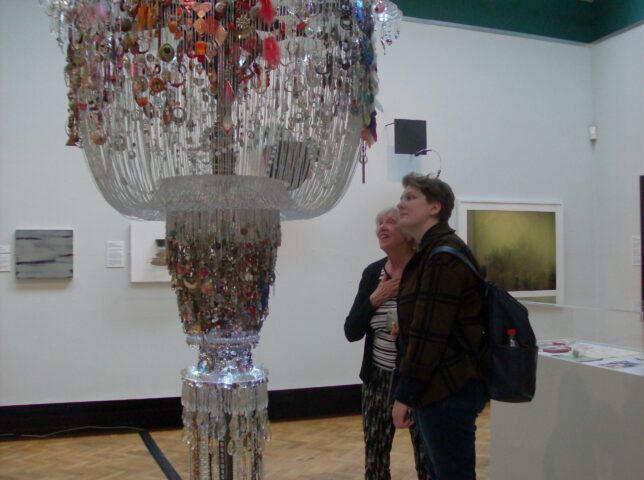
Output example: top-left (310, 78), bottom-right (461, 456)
top-left (359, 139), bottom-right (368, 184)
top-left (232, 436), bottom-right (242, 480)
top-left (201, 432), bottom-right (210, 480)
top-left (210, 434), bottom-right (221, 480)
top-left (189, 442), bottom-right (198, 480)
top-left (198, 417), bottom-right (211, 480)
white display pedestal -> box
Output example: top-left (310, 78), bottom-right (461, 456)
top-left (491, 355), bottom-right (644, 479)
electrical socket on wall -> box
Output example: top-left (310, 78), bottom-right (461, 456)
top-left (589, 125), bottom-right (598, 141)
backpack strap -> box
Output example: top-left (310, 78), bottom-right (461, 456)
top-left (428, 245), bottom-right (489, 379)
top-left (428, 245), bottom-right (486, 282)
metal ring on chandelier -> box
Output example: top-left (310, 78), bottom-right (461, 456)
top-left (172, 106), bottom-right (186, 124)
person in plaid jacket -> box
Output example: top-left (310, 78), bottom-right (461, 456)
top-left (392, 172), bottom-right (489, 480)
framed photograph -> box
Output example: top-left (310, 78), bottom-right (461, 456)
top-left (640, 175), bottom-right (644, 304)
top-left (130, 221), bottom-right (170, 283)
top-left (456, 201), bottom-right (564, 304)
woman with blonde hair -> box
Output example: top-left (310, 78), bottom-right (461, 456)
top-left (345, 206), bottom-right (430, 480)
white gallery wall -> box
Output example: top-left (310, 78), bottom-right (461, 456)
top-left (0, 2), bottom-right (641, 406)
top-left (590, 25), bottom-right (644, 312)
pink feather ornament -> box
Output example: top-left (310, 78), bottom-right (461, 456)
top-left (263, 36), bottom-right (280, 68)
top-left (259, 0), bottom-right (276, 24)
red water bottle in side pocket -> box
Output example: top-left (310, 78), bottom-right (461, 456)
top-left (507, 328), bottom-right (519, 348)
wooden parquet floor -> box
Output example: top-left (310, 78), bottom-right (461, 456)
top-left (0, 407), bottom-right (489, 479)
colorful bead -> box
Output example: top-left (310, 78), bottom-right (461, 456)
top-left (159, 43), bottom-right (175, 62)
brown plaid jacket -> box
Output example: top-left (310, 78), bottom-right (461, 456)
top-left (397, 221), bottom-right (488, 406)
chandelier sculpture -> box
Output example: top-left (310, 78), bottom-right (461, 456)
top-left (42, 0), bottom-right (401, 478)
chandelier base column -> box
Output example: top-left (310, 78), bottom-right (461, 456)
top-left (181, 338), bottom-right (269, 480)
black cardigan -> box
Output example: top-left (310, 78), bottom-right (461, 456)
top-left (344, 257), bottom-right (387, 383)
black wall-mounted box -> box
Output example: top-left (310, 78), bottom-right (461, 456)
top-left (394, 119), bottom-right (427, 155)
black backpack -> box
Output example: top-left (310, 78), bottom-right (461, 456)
top-left (429, 246), bottom-right (538, 403)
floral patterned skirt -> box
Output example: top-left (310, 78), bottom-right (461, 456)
top-left (361, 366), bottom-right (431, 480)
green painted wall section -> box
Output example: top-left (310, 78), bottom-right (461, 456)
top-left (594, 0), bottom-right (644, 39)
top-left (395, 0), bottom-right (644, 43)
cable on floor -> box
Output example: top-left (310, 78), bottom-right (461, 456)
top-left (139, 431), bottom-right (182, 480)
top-left (0, 425), bottom-right (146, 439)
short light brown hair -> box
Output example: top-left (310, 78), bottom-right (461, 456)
top-left (401, 172), bottom-right (455, 222)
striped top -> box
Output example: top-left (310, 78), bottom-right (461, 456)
top-left (370, 268), bottom-right (398, 371)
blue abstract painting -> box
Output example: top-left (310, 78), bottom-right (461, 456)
top-left (15, 230), bottom-right (74, 279)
